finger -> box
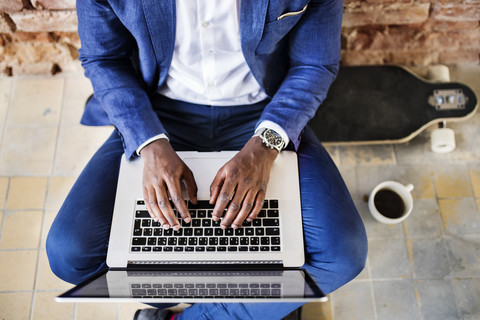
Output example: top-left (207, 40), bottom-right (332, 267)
top-left (231, 191), bottom-right (256, 228)
top-left (183, 168), bottom-right (198, 205)
top-left (222, 187), bottom-right (248, 229)
top-left (246, 191), bottom-right (266, 222)
top-left (215, 183), bottom-right (238, 229)
top-left (144, 186), bottom-right (165, 223)
top-left (155, 186), bottom-right (181, 230)
top-left (166, 177), bottom-right (191, 223)
top-left (209, 169), bottom-right (225, 205)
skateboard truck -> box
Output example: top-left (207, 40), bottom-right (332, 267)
top-left (431, 89), bottom-right (466, 111)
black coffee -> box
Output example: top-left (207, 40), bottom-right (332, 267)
top-left (373, 189), bottom-right (405, 219)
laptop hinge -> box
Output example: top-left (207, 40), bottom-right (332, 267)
top-left (126, 260), bottom-right (284, 271)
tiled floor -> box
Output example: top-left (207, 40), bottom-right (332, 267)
top-left (0, 65), bottom-right (478, 320)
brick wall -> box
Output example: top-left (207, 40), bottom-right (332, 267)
top-left (0, 0), bottom-right (479, 76)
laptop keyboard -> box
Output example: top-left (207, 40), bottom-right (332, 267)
top-left (130, 200), bottom-right (281, 253)
top-left (130, 282), bottom-right (282, 299)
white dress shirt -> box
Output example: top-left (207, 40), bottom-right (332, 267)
top-left (137, 0), bottom-right (289, 155)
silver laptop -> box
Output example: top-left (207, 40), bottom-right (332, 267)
top-left (56, 151), bottom-right (325, 303)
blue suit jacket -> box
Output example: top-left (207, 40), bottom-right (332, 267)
top-left (77, 0), bottom-right (342, 159)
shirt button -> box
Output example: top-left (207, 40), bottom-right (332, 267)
top-left (202, 21), bottom-right (210, 28)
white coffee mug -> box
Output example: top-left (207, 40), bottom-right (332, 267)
top-left (368, 181), bottom-right (414, 224)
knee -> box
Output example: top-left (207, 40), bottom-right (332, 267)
top-left (46, 216), bottom-right (106, 285)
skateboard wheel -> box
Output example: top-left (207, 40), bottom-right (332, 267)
top-left (426, 65), bottom-right (450, 83)
top-left (431, 128), bottom-right (455, 153)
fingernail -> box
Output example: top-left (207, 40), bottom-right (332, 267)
top-left (173, 224), bottom-right (181, 231)
top-left (184, 217), bottom-right (191, 223)
top-left (231, 224), bottom-right (239, 229)
top-left (246, 218), bottom-right (252, 222)
top-left (163, 224), bottom-right (170, 230)
top-left (212, 216), bottom-right (219, 222)
top-left (220, 224), bottom-right (228, 230)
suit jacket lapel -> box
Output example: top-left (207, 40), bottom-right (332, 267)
top-left (142, 0), bottom-right (175, 72)
top-left (240, 0), bottom-right (269, 81)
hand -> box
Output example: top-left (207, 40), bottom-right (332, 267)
top-left (209, 137), bottom-right (278, 229)
top-left (140, 139), bottom-right (197, 230)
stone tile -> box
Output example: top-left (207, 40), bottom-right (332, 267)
top-left (302, 299), bottom-right (332, 320)
top-left (415, 280), bottom-right (458, 320)
top-left (35, 249), bottom-right (71, 291)
top-left (325, 145), bottom-right (340, 168)
top-left (0, 210), bottom-right (43, 249)
top-left (445, 235), bottom-right (480, 278)
top-left (54, 125), bottom-right (112, 176)
top-left (408, 239), bottom-right (450, 279)
top-left (61, 75), bottom-right (93, 125)
top-left (469, 163), bottom-right (480, 198)
top-left (0, 250), bottom-right (37, 291)
top-left (0, 126), bottom-right (58, 176)
top-left (338, 145), bottom-right (396, 166)
top-left (357, 164), bottom-right (434, 200)
top-left (338, 166), bottom-right (359, 200)
top-left (0, 292), bottom-right (33, 320)
top-left (76, 303), bottom-right (118, 320)
top-left (450, 112), bottom-right (480, 162)
top-left (454, 278), bottom-right (480, 320)
top-left (373, 280), bottom-right (420, 320)
top-left (6, 177), bottom-right (48, 210)
top-left (40, 209), bottom-right (57, 249)
top-left (45, 176), bottom-right (75, 211)
top-left (433, 164), bottom-right (473, 198)
top-left (32, 291), bottom-right (75, 320)
top-left (404, 199), bottom-right (444, 239)
top-left (355, 198), bottom-right (405, 239)
top-left (0, 177), bottom-right (8, 209)
top-left (368, 238), bottom-right (411, 279)
top-left (0, 78), bottom-right (11, 140)
top-left (8, 77), bottom-right (64, 126)
top-left (394, 128), bottom-right (457, 164)
top-left (331, 281), bottom-right (374, 320)
top-left (439, 198), bottom-right (480, 236)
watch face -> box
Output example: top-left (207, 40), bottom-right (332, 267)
top-left (265, 129), bottom-right (283, 147)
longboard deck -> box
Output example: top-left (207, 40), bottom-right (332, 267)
top-left (310, 65), bottom-right (478, 145)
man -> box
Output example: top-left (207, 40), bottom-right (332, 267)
top-left (47, 0), bottom-right (368, 319)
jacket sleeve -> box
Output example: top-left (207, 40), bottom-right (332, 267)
top-left (257, 0), bottom-right (343, 149)
top-left (77, 0), bottom-right (166, 159)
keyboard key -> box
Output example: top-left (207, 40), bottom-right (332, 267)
top-left (188, 238), bottom-right (198, 246)
top-left (217, 246), bottom-right (227, 251)
top-left (258, 210), bottom-right (267, 217)
top-left (209, 237), bottom-right (218, 246)
top-left (240, 237), bottom-right (249, 245)
top-left (261, 237), bottom-right (270, 245)
top-left (263, 219), bottom-right (279, 226)
top-left (152, 221), bottom-right (161, 227)
top-left (173, 229), bottom-right (183, 236)
top-left (194, 229), bottom-right (203, 236)
top-left (202, 219), bottom-right (211, 227)
top-left (253, 219), bottom-right (262, 227)
top-left (142, 220), bottom-right (151, 227)
top-left (137, 200), bottom-right (145, 205)
top-left (143, 228), bottom-right (152, 236)
top-left (196, 247), bottom-right (205, 252)
top-left (268, 209), bottom-right (279, 217)
top-left (215, 228), bottom-right (223, 236)
top-left (153, 247), bottom-right (162, 252)
top-left (133, 228), bottom-right (142, 236)
top-left (260, 246), bottom-right (270, 251)
top-left (198, 210), bottom-right (207, 218)
top-left (234, 228), bottom-right (244, 236)
top-left (158, 237), bottom-right (167, 245)
top-left (245, 228), bottom-right (254, 236)
top-left (192, 219), bottom-right (201, 227)
top-left (212, 220), bottom-right (221, 227)
top-left (148, 238), bottom-right (156, 245)
top-left (178, 237), bottom-right (187, 245)
top-left (263, 200), bottom-right (268, 208)
top-left (168, 238), bottom-right (177, 246)
top-left (239, 246), bottom-right (248, 251)
top-left (132, 237), bottom-right (146, 246)
top-left (255, 228), bottom-right (265, 236)
top-left (136, 210), bottom-right (150, 218)
top-left (199, 237), bottom-right (208, 245)
top-left (225, 229), bottom-right (234, 236)
top-left (185, 246), bottom-right (194, 252)
top-left (131, 246), bottom-right (141, 252)
top-left (266, 228), bottom-right (280, 235)
top-left (271, 246), bottom-right (281, 251)
top-left (174, 247), bottom-right (183, 252)
top-left (142, 247), bottom-right (152, 252)
top-left (228, 247), bottom-right (238, 252)
top-left (219, 237), bottom-right (228, 245)
top-left (250, 246), bottom-right (259, 251)
top-left (164, 229), bottom-right (173, 236)
top-left (134, 219), bottom-right (141, 228)
top-left (183, 229), bottom-right (192, 236)
top-left (164, 247), bottom-right (173, 252)
top-left (206, 247), bottom-right (216, 252)
top-left (250, 237), bottom-right (259, 245)
top-left (205, 228), bottom-right (214, 236)
top-left (242, 220), bottom-right (252, 227)
top-left (271, 237), bottom-right (280, 245)
top-left (230, 237), bottom-right (239, 245)
top-left (153, 228), bottom-right (162, 236)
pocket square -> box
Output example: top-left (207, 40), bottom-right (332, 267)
top-left (276, 4), bottom-right (308, 21)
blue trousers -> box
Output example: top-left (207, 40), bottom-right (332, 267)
top-left (47, 96), bottom-right (367, 320)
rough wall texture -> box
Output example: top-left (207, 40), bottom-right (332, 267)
top-left (0, 0), bottom-right (479, 76)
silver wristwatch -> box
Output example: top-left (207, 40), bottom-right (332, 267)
top-left (256, 128), bottom-right (286, 152)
